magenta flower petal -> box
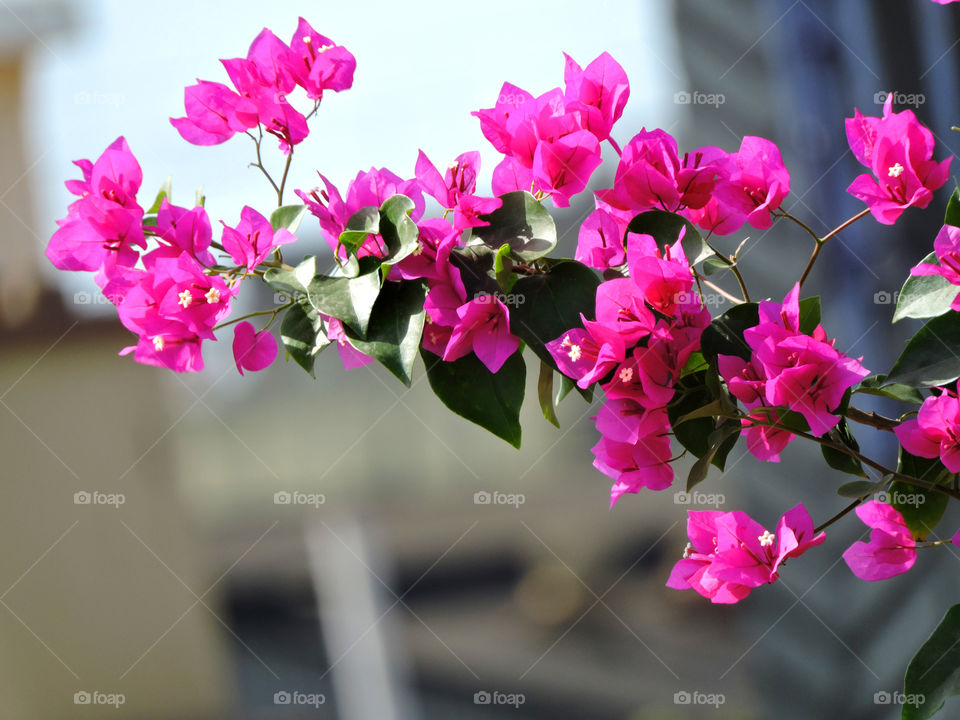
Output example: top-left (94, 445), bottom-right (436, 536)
top-left (843, 501), bottom-right (917, 581)
top-left (232, 321), bottom-right (278, 375)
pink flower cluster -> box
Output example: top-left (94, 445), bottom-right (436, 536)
top-left (47, 138), bottom-right (285, 373)
top-left (667, 504), bottom-right (825, 603)
top-left (845, 93), bottom-right (952, 225)
top-left (719, 284), bottom-right (869, 461)
top-left (296, 152), bottom-right (520, 373)
top-left (171, 17), bottom-right (355, 152)
top-left (577, 133), bottom-right (790, 270)
top-left (474, 52), bottom-right (628, 207)
top-left (547, 228), bottom-right (710, 505)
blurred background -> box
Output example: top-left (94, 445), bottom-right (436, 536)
top-left (2, 0), bottom-right (960, 717)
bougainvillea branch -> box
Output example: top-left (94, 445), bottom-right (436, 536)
top-left (44, 12), bottom-right (960, 718)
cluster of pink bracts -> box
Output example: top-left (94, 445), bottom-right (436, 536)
top-left (44, 18), bottom-right (960, 605)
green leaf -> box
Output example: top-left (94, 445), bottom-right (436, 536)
top-left (270, 204), bottom-right (308, 233)
top-left (263, 255), bottom-right (317, 300)
top-left (493, 244), bottom-right (517, 293)
top-left (508, 260), bottom-right (600, 367)
top-left (836, 477), bottom-right (890, 499)
top-left (307, 270), bottom-right (382, 337)
top-left (701, 256), bottom-right (731, 276)
top-left (902, 604), bottom-right (960, 720)
top-left (472, 191), bottom-right (558, 260)
top-left (700, 302), bottom-right (760, 364)
top-left (345, 280), bottom-right (426, 386)
top-left (945, 187), bottom-right (960, 228)
top-left (537, 362), bottom-right (560, 428)
top-left (798, 296), bottom-right (822, 335)
top-left (886, 312), bottom-right (960, 388)
top-left (556, 374), bottom-right (593, 405)
top-left (891, 448), bottom-right (950, 541)
top-left (421, 348), bottom-right (525, 448)
top-left (378, 195), bottom-right (419, 264)
top-left (675, 399), bottom-right (732, 426)
top-left (625, 210), bottom-right (711, 265)
top-left (338, 206), bottom-right (380, 255)
top-left (821, 420), bottom-right (867, 477)
top-left (893, 252), bottom-right (958, 323)
top-left (855, 374), bottom-right (926, 404)
top-left (146, 177), bottom-right (172, 214)
top-left (687, 422), bottom-right (741, 492)
top-left (280, 301), bottom-right (330, 376)
top-left (669, 372), bottom-right (740, 474)
top-left (681, 351), bottom-right (708, 377)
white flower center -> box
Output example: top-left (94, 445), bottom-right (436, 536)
top-left (758, 530), bottom-right (775, 547)
top-left (205, 288), bottom-right (221, 304)
top-left (619, 367), bottom-right (634, 383)
top-left (177, 290), bottom-right (193, 308)
top-left (152, 337), bottom-right (165, 351)
top-left (568, 344), bottom-right (582, 362)
top-left (682, 542), bottom-right (693, 559)
top-left (888, 162), bottom-right (905, 178)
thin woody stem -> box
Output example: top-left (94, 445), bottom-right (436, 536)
top-left (692, 270), bottom-right (744, 305)
top-left (795, 208), bottom-right (871, 287)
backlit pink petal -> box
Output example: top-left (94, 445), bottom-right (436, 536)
top-left (232, 321), bottom-right (279, 375)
